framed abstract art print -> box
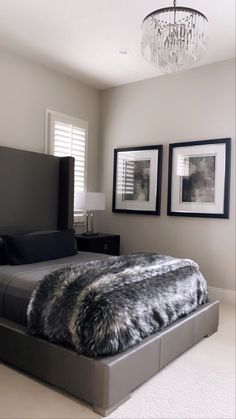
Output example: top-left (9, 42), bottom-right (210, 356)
top-left (112, 145), bottom-right (163, 215)
top-left (167, 138), bottom-right (231, 218)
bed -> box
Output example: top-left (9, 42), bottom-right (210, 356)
top-left (0, 145), bottom-right (219, 416)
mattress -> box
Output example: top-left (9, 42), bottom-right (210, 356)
top-left (0, 251), bottom-right (107, 325)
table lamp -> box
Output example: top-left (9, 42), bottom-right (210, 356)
top-left (74, 192), bottom-right (105, 236)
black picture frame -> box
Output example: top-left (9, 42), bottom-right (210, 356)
top-left (112, 145), bottom-right (163, 215)
top-left (167, 138), bottom-right (231, 218)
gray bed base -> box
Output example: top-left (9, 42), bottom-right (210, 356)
top-left (0, 300), bottom-right (219, 416)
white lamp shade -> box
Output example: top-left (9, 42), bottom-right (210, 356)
top-left (75, 192), bottom-right (105, 211)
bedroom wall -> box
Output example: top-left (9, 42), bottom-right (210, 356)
top-left (0, 47), bottom-right (100, 192)
top-left (98, 59), bottom-right (235, 293)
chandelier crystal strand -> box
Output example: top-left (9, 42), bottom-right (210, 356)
top-left (141, 1), bottom-right (208, 74)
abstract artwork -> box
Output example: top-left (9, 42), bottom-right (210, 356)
top-left (168, 139), bottom-right (231, 218)
top-left (113, 145), bottom-right (163, 215)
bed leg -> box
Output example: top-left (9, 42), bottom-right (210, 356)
top-left (205, 328), bottom-right (218, 338)
top-left (93, 394), bottom-right (131, 417)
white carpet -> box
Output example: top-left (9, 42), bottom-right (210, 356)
top-left (0, 304), bottom-right (235, 419)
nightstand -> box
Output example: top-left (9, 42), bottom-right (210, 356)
top-left (75, 233), bottom-right (120, 256)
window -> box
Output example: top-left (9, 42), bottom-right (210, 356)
top-left (46, 110), bottom-right (88, 219)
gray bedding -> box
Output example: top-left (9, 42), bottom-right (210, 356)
top-left (0, 252), bottom-right (107, 325)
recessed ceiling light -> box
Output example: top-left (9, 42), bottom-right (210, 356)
top-left (119, 48), bottom-right (129, 55)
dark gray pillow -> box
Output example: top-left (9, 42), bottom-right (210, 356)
top-left (0, 236), bottom-right (7, 265)
top-left (3, 230), bottom-right (77, 265)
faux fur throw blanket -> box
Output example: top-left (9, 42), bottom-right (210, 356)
top-left (27, 254), bottom-right (208, 357)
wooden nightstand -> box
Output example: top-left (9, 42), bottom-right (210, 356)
top-left (75, 233), bottom-right (120, 256)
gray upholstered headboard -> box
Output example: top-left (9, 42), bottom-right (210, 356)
top-left (0, 146), bottom-right (74, 234)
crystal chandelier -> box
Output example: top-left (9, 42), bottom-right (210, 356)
top-left (141, 0), bottom-right (208, 74)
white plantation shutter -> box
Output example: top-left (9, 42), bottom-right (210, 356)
top-left (46, 111), bottom-right (88, 218)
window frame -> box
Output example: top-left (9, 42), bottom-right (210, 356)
top-left (45, 109), bottom-right (88, 223)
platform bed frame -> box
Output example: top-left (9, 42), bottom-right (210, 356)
top-left (0, 301), bottom-right (219, 416)
top-left (0, 146), bottom-right (219, 416)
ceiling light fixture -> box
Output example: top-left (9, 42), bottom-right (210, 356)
top-left (141, 0), bottom-right (208, 74)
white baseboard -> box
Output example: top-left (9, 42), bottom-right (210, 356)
top-left (208, 286), bottom-right (235, 305)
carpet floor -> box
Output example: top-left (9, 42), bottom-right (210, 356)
top-left (0, 303), bottom-right (235, 419)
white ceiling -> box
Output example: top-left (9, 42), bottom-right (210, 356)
top-left (0, 0), bottom-right (235, 89)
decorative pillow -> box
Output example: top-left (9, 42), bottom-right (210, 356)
top-left (3, 230), bottom-right (77, 265)
top-left (27, 230), bottom-right (59, 235)
top-left (0, 236), bottom-right (7, 265)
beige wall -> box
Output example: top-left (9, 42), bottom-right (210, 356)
top-left (98, 59), bottom-right (235, 291)
top-left (0, 48), bottom-right (101, 192)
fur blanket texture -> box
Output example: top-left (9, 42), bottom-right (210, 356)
top-left (27, 253), bottom-right (208, 357)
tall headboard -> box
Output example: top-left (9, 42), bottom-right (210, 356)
top-left (0, 146), bottom-right (74, 234)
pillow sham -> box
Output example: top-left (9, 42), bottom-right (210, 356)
top-left (0, 236), bottom-right (7, 265)
top-left (3, 230), bottom-right (77, 265)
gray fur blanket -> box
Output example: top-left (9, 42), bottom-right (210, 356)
top-left (27, 254), bottom-right (208, 357)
